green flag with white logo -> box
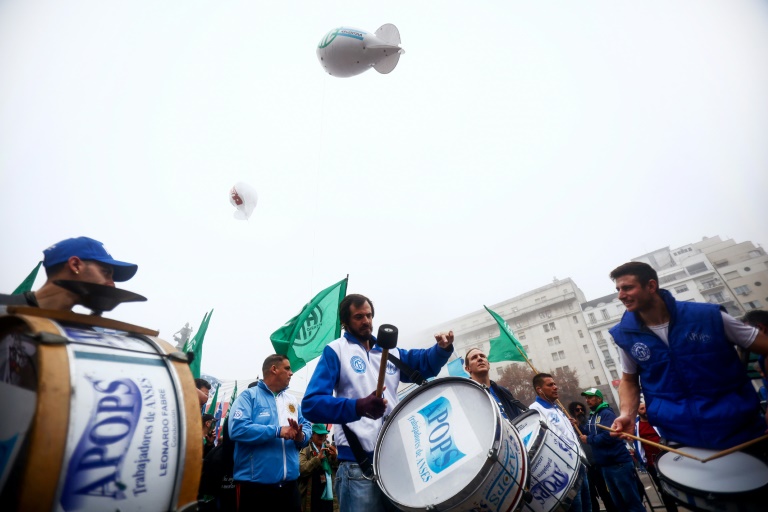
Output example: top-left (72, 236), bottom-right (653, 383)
top-left (270, 277), bottom-right (348, 372)
top-left (13, 261), bottom-right (43, 294)
top-left (484, 305), bottom-right (528, 363)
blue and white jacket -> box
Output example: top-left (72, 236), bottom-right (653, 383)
top-left (229, 380), bottom-right (311, 484)
top-left (610, 289), bottom-right (762, 450)
top-left (302, 332), bottom-right (453, 462)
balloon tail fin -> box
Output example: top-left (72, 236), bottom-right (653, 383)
top-left (375, 23), bottom-right (401, 45)
top-left (374, 52), bottom-right (401, 74)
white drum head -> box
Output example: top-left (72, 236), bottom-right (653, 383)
top-left (657, 447), bottom-right (768, 493)
top-left (375, 378), bottom-right (500, 509)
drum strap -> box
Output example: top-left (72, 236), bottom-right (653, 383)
top-left (387, 352), bottom-right (426, 386)
top-left (341, 424), bottom-right (375, 479)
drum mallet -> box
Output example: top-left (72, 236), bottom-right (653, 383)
top-left (595, 424), bottom-right (704, 462)
top-left (376, 324), bottom-right (398, 398)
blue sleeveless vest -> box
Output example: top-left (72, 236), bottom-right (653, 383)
top-left (609, 289), bottom-right (762, 450)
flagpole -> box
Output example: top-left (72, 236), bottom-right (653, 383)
top-left (504, 335), bottom-right (584, 435)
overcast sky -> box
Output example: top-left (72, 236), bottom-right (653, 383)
top-left (2, 1), bottom-right (767, 390)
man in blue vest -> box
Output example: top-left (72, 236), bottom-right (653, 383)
top-left (608, 261), bottom-right (768, 450)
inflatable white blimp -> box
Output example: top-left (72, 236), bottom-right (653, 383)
top-left (229, 182), bottom-right (258, 220)
top-left (317, 24), bottom-right (404, 78)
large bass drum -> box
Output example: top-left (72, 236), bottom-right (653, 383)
top-left (512, 410), bottom-right (584, 512)
top-left (0, 306), bottom-right (202, 511)
top-left (656, 446), bottom-right (768, 511)
top-left (374, 377), bottom-right (528, 512)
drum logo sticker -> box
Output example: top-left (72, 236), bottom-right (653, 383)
top-left (350, 356), bottom-right (366, 374)
top-left (397, 388), bottom-right (482, 492)
top-left (61, 377), bottom-right (142, 510)
top-left (631, 342), bottom-right (651, 362)
top-left (530, 460), bottom-right (571, 505)
top-left (385, 360), bottom-right (397, 375)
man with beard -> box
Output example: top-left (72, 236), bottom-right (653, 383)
top-left (634, 402), bottom-right (678, 512)
top-left (529, 373), bottom-right (590, 512)
top-left (302, 294), bottom-right (454, 512)
top-left (465, 347), bottom-right (526, 421)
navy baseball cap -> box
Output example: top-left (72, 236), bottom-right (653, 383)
top-left (43, 237), bottom-right (138, 282)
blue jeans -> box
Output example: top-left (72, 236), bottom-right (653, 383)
top-left (335, 462), bottom-right (396, 512)
top-left (568, 464), bottom-right (591, 512)
top-left (601, 461), bottom-right (646, 512)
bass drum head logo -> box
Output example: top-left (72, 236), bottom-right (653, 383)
top-left (350, 356), bottom-right (366, 374)
top-left (631, 342), bottom-right (651, 362)
top-left (292, 305), bottom-right (323, 347)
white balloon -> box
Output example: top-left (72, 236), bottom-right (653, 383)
top-left (317, 24), bottom-right (404, 78)
top-left (229, 182), bottom-right (258, 220)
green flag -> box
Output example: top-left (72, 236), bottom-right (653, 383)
top-left (270, 277), bottom-right (348, 372)
top-left (13, 261), bottom-right (43, 294)
top-left (183, 309), bottom-right (214, 379)
top-left (206, 384), bottom-right (220, 415)
top-left (224, 382), bottom-right (238, 422)
top-left (484, 305), bottom-right (528, 363)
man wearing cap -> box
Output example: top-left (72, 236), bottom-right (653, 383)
top-left (465, 347), bottom-right (527, 421)
top-left (0, 236), bottom-right (138, 310)
top-left (579, 388), bottom-right (645, 512)
top-left (299, 424), bottom-right (338, 512)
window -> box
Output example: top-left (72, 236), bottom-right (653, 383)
top-left (660, 270), bottom-right (687, 284)
top-left (724, 271), bottom-right (739, 280)
top-left (685, 262), bottom-right (708, 275)
top-left (572, 316), bottom-right (579, 324)
top-left (601, 309), bottom-right (610, 320)
top-left (588, 360), bottom-right (595, 369)
top-left (588, 312), bottom-right (596, 324)
top-left (734, 285), bottom-right (751, 295)
top-left (562, 365), bottom-right (569, 371)
top-left (518, 332), bottom-right (526, 340)
top-left (745, 267), bottom-right (752, 272)
top-left (749, 250), bottom-right (763, 258)
top-left (583, 344), bottom-right (589, 353)
top-left (549, 322), bottom-right (556, 331)
top-left (543, 324), bottom-right (550, 333)
top-left (610, 370), bottom-right (619, 380)
top-left (713, 259), bottom-right (729, 268)
top-left (552, 352), bottom-right (560, 361)
top-left (602, 349), bottom-right (611, 359)
top-left (701, 278), bottom-right (720, 290)
top-left (595, 330), bottom-right (604, 341)
top-left (515, 322), bottom-right (522, 328)
top-left (548, 338), bottom-right (555, 346)
top-left (745, 301), bottom-right (763, 310)
top-left (523, 345), bottom-right (529, 353)
top-left (674, 285), bottom-right (689, 293)
top-left (708, 292), bottom-right (725, 303)
top-left (553, 336), bottom-right (560, 345)
top-left (578, 330), bottom-right (584, 338)
top-left (558, 350), bottom-right (565, 360)
top-left (545, 310), bottom-right (552, 318)
top-left (594, 376), bottom-right (601, 385)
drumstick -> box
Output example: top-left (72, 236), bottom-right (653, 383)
top-left (594, 424), bottom-right (704, 461)
top-left (375, 325), bottom-right (398, 398)
top-left (700, 434), bottom-right (768, 463)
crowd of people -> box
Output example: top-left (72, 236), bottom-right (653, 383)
top-left (4, 237), bottom-right (768, 511)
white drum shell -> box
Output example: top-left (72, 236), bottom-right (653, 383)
top-left (513, 410), bottom-right (584, 512)
top-left (657, 447), bottom-right (768, 512)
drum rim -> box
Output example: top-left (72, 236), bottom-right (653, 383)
top-left (374, 377), bottom-right (518, 510)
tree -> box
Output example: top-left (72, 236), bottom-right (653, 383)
top-left (495, 363), bottom-right (586, 410)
